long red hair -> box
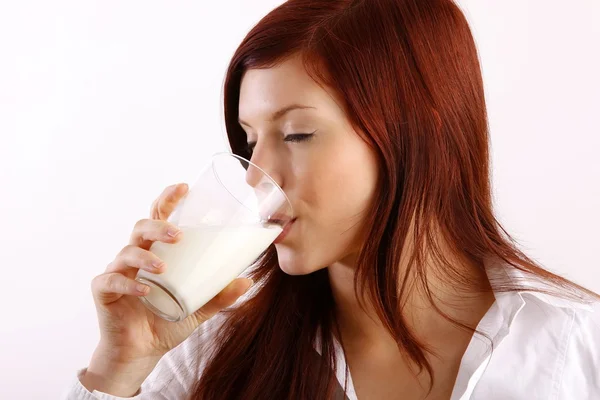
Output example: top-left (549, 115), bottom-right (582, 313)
top-left (192, 0), bottom-right (598, 398)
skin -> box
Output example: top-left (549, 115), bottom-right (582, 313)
top-left (81, 184), bottom-right (252, 396)
top-left (238, 56), bottom-right (379, 276)
top-left (239, 55), bottom-right (496, 399)
top-left (82, 54), bottom-right (494, 399)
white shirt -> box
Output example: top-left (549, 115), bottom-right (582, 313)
top-left (62, 259), bottom-right (600, 399)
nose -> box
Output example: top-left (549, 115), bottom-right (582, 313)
top-left (244, 144), bottom-right (290, 221)
top-left (244, 144), bottom-right (284, 191)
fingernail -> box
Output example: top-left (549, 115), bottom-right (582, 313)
top-left (150, 261), bottom-right (164, 271)
top-left (167, 228), bottom-right (181, 237)
top-left (136, 283), bottom-right (150, 294)
top-left (174, 183), bottom-right (187, 194)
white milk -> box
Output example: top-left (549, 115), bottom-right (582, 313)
top-left (137, 223), bottom-right (282, 320)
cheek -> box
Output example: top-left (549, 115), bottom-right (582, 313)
top-left (277, 130), bottom-right (378, 274)
top-left (309, 144), bottom-right (378, 222)
top-left (296, 141), bottom-right (378, 260)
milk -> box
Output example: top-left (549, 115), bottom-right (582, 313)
top-left (137, 223), bottom-right (282, 319)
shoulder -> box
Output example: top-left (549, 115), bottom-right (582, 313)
top-left (518, 289), bottom-right (599, 339)
top-left (562, 299), bottom-right (600, 364)
top-left (515, 290), bottom-right (599, 344)
top-left (558, 300), bottom-right (600, 396)
top-left (476, 290), bottom-right (599, 398)
top-left (519, 294), bottom-right (600, 397)
top-left (568, 298), bottom-right (600, 334)
top-left (489, 259), bottom-right (599, 344)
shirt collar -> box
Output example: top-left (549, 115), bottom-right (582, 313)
top-left (485, 255), bottom-right (594, 312)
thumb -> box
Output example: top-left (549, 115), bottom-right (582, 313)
top-left (187, 278), bottom-right (253, 325)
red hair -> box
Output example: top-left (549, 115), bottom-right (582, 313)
top-left (192, 0), bottom-right (598, 398)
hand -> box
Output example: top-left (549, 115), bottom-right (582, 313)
top-left (81, 183), bottom-right (252, 396)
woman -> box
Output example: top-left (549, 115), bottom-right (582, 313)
top-left (64, 0), bottom-right (600, 399)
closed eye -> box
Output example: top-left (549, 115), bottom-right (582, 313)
top-left (284, 132), bottom-right (316, 143)
top-left (246, 131), bottom-right (316, 154)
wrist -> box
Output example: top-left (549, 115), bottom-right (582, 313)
top-left (80, 346), bottom-right (161, 396)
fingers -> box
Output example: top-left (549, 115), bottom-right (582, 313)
top-left (110, 218), bottom-right (183, 275)
top-left (91, 183), bottom-right (189, 308)
top-left (129, 218), bottom-right (182, 250)
top-left (150, 183), bottom-right (189, 221)
top-left (189, 278), bottom-right (254, 324)
top-left (91, 272), bottom-right (150, 305)
top-left (107, 245), bottom-right (166, 274)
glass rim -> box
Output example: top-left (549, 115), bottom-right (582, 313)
top-left (211, 151), bottom-right (295, 221)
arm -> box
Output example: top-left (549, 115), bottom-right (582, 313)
top-left (62, 314), bottom-right (223, 400)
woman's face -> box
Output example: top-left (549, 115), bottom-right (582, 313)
top-left (238, 55), bottom-right (379, 275)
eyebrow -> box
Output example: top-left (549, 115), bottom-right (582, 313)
top-left (238, 104), bottom-right (316, 128)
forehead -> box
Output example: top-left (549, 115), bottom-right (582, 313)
top-left (238, 57), bottom-right (339, 121)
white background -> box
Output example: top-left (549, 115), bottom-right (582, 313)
top-left (0, 0), bottom-right (598, 398)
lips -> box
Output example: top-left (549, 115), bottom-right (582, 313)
top-left (274, 218), bottom-right (297, 243)
top-left (266, 212), bottom-right (293, 225)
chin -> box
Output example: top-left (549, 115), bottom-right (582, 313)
top-left (275, 244), bottom-right (318, 276)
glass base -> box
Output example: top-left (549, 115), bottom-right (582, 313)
top-left (136, 277), bottom-right (185, 322)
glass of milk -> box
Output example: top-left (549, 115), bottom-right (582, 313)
top-left (135, 152), bottom-right (293, 322)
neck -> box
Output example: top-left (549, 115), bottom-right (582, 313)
top-left (327, 250), bottom-right (496, 363)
